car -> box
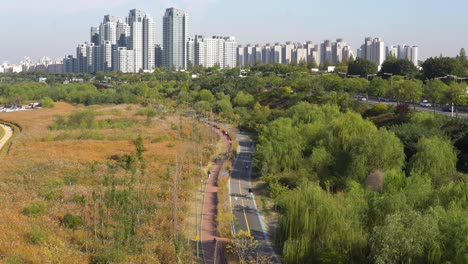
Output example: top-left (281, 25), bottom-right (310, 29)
top-left (419, 100), bottom-right (431, 107)
top-left (442, 104), bottom-right (453, 112)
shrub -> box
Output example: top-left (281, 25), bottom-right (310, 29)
top-left (136, 106), bottom-right (156, 117)
top-left (373, 103), bottom-right (389, 114)
top-left (151, 134), bottom-right (171, 143)
top-left (23, 202), bottom-right (48, 217)
top-left (71, 193), bottom-right (86, 205)
top-left (40, 97), bottom-right (54, 108)
top-left (40, 189), bottom-right (63, 201)
top-left (62, 213), bottom-right (83, 229)
top-left (28, 225), bottom-right (49, 244)
top-left (92, 248), bottom-right (126, 264)
top-left (6, 254), bottom-right (27, 264)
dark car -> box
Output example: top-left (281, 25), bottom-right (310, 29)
top-left (442, 105), bottom-right (453, 112)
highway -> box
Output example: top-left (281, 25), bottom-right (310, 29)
top-left (364, 98), bottom-right (468, 119)
top-left (229, 131), bottom-right (281, 263)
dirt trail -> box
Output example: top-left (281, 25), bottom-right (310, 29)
top-left (0, 124), bottom-right (13, 151)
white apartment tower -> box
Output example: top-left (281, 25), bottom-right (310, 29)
top-left (223, 37), bottom-right (237, 69)
top-left (358, 37), bottom-right (386, 68)
top-left (262, 44), bottom-right (272, 64)
top-left (282, 42), bottom-right (294, 64)
top-left (163, 7), bottom-right (189, 70)
top-left (193, 35), bottom-right (236, 69)
top-left (99, 15), bottom-right (119, 45)
top-left (113, 47), bottom-right (135, 73)
top-left (127, 9), bottom-right (155, 71)
top-left (272, 43), bottom-right (282, 64)
top-left (237, 45), bottom-right (244, 67)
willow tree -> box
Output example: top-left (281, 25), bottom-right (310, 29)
top-left (276, 182), bottom-right (367, 263)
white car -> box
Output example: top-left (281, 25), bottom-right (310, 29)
top-left (419, 100), bottom-right (431, 107)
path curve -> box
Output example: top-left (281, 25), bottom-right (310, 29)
top-left (0, 124), bottom-right (13, 151)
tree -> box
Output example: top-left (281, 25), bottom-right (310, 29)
top-left (277, 182), bottom-right (367, 263)
top-left (424, 79), bottom-right (448, 113)
top-left (307, 56), bottom-right (318, 69)
top-left (409, 136), bottom-right (457, 187)
top-left (227, 230), bottom-right (259, 264)
top-left (368, 77), bottom-right (389, 97)
top-left (379, 58), bottom-right (419, 78)
top-left (456, 48), bottom-right (468, 70)
top-left (421, 57), bottom-right (465, 79)
top-left (369, 211), bottom-right (441, 264)
top-left (400, 79), bottom-right (423, 109)
top-left (342, 77), bottom-right (369, 94)
top-left (347, 58), bottom-right (378, 77)
top-left (198, 89), bottom-right (215, 103)
top-left (233, 91), bottom-right (255, 107)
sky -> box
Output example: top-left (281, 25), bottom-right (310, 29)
top-left (1, 0), bottom-right (467, 64)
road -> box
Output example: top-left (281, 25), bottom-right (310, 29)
top-left (0, 124), bottom-right (13, 151)
top-left (229, 131), bottom-right (281, 263)
top-left (364, 98), bottom-right (468, 118)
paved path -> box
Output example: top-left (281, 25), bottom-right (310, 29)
top-left (0, 124), bottom-right (13, 151)
top-left (229, 130), bottom-right (281, 263)
top-left (201, 125), bottom-right (231, 264)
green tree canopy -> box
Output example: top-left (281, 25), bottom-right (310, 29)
top-left (421, 57), bottom-right (465, 79)
top-left (347, 58), bottom-right (378, 77)
top-left (409, 136), bottom-right (457, 186)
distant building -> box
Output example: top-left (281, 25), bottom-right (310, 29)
top-left (385, 44), bottom-right (419, 66)
top-left (357, 37), bottom-right (386, 69)
top-left (191, 35), bottom-right (237, 69)
top-left (163, 7), bottom-right (189, 70)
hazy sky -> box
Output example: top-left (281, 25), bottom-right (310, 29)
top-left (1, 0), bottom-right (467, 63)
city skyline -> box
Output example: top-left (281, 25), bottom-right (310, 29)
top-left (1, 0), bottom-right (467, 64)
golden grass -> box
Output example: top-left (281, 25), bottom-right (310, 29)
top-left (0, 102), bottom-right (215, 263)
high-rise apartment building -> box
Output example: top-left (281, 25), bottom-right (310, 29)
top-left (155, 45), bottom-right (163, 68)
top-left (321, 40), bottom-right (332, 65)
top-left (262, 44), bottom-right (272, 64)
top-left (127, 9), bottom-right (155, 71)
top-left (237, 45), bottom-right (244, 67)
top-left (244, 45), bottom-right (253, 66)
top-left (163, 7), bottom-right (189, 70)
top-left (272, 43), bottom-right (282, 64)
top-left (113, 47), bottom-right (135, 73)
top-left (282, 42), bottom-right (294, 64)
top-left (191, 35), bottom-right (237, 69)
top-left (253, 45), bottom-right (262, 64)
top-left (223, 37), bottom-right (237, 69)
top-left (358, 37), bottom-right (386, 68)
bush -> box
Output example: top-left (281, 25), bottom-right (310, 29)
top-left (92, 248), bottom-right (126, 264)
top-left (151, 134), bottom-right (171, 143)
top-left (40, 189), bottom-right (63, 201)
top-left (23, 202), bottom-right (48, 217)
top-left (6, 255), bottom-right (27, 264)
top-left (28, 225), bottom-right (49, 244)
top-left (62, 213), bottom-right (83, 229)
top-left (136, 106), bottom-right (156, 117)
top-left (40, 97), bottom-right (54, 108)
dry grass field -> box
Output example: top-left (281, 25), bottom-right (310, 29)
top-left (0, 102), bottom-right (217, 263)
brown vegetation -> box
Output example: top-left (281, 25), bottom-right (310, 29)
top-left (0, 102), bottom-right (215, 263)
